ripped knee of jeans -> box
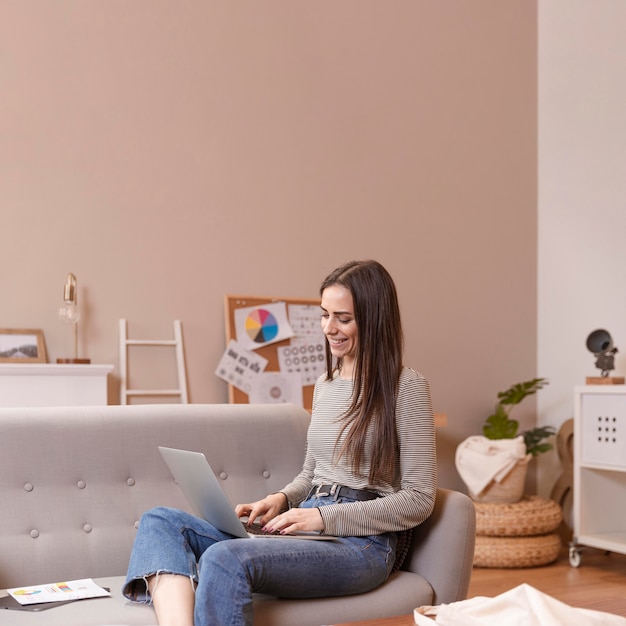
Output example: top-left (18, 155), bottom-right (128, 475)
top-left (124, 571), bottom-right (197, 605)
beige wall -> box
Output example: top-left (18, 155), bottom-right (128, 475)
top-left (1, 1), bottom-right (537, 491)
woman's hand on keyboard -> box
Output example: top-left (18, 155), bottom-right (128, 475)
top-left (263, 507), bottom-right (324, 535)
top-left (235, 492), bottom-right (288, 528)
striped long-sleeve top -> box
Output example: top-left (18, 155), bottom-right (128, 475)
top-left (280, 366), bottom-right (437, 537)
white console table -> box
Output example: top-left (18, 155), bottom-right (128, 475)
top-left (0, 363), bottom-right (114, 407)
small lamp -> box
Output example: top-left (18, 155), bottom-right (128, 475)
top-left (57, 273), bottom-right (90, 364)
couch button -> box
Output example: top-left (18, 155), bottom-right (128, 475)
top-left (262, 470), bottom-right (271, 479)
top-left (77, 480), bottom-right (86, 489)
top-left (83, 524), bottom-right (92, 533)
top-left (219, 472), bottom-right (228, 480)
top-left (127, 478), bottom-right (136, 486)
top-left (24, 483), bottom-right (34, 492)
top-left (30, 529), bottom-right (39, 539)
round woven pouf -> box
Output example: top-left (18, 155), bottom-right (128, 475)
top-left (474, 533), bottom-right (562, 568)
top-left (473, 496), bottom-right (563, 568)
top-left (475, 496), bottom-right (562, 536)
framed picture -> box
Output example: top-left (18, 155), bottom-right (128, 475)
top-left (0, 329), bottom-right (47, 363)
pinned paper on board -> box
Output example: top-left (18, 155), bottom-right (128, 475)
top-left (215, 340), bottom-right (268, 394)
top-left (234, 302), bottom-right (294, 351)
top-left (278, 342), bottom-right (326, 386)
top-left (248, 371), bottom-right (303, 407)
top-left (287, 304), bottom-right (325, 343)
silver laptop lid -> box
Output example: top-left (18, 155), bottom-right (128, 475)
top-left (158, 446), bottom-right (249, 538)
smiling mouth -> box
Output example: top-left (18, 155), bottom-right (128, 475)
top-left (328, 338), bottom-right (347, 346)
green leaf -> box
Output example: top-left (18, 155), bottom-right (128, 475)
top-left (483, 404), bottom-right (519, 439)
top-left (522, 426), bottom-right (556, 456)
top-left (497, 378), bottom-right (549, 406)
top-left (527, 442), bottom-right (553, 456)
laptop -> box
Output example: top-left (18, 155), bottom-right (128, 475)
top-left (158, 446), bottom-right (335, 540)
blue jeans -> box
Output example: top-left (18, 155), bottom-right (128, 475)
top-left (123, 493), bottom-right (397, 626)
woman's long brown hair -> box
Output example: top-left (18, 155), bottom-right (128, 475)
top-left (320, 260), bottom-right (404, 484)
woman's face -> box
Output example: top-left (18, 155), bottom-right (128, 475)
top-left (320, 284), bottom-right (358, 377)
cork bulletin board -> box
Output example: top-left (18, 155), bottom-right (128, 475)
top-left (222, 294), bottom-right (447, 427)
top-left (223, 294), bottom-right (322, 412)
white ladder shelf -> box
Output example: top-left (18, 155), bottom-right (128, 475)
top-left (119, 319), bottom-right (189, 404)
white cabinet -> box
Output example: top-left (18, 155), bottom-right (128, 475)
top-left (571, 385), bottom-right (626, 566)
top-left (0, 363), bottom-right (113, 407)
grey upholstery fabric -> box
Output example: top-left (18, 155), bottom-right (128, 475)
top-left (0, 403), bottom-right (475, 625)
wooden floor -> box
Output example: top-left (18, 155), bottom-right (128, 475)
top-left (334, 546), bottom-right (626, 626)
top-left (468, 546), bottom-right (626, 617)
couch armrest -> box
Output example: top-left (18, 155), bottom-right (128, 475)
top-left (403, 488), bottom-right (476, 605)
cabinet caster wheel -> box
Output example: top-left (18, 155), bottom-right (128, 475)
top-left (569, 546), bottom-right (582, 568)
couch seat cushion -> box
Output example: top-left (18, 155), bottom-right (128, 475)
top-left (0, 571), bottom-right (432, 626)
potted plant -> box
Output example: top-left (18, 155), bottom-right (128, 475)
top-left (483, 378), bottom-right (555, 456)
top-left (456, 377), bottom-right (555, 503)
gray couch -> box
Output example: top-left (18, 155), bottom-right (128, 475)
top-left (0, 403), bottom-right (475, 626)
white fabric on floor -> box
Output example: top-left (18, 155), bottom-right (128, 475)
top-left (414, 583), bottom-right (626, 626)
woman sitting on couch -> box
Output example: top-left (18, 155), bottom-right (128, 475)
top-left (123, 259), bottom-right (437, 626)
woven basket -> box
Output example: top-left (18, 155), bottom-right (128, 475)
top-left (475, 496), bottom-right (562, 537)
top-left (469, 457), bottom-right (529, 504)
top-left (474, 532), bottom-right (562, 568)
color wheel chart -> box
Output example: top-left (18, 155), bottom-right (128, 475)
top-left (245, 308), bottom-right (279, 344)
top-left (224, 294), bottom-right (321, 412)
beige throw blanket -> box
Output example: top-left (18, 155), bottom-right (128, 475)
top-left (455, 435), bottom-right (528, 496)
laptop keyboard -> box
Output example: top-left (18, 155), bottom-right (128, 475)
top-left (243, 522), bottom-right (282, 536)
